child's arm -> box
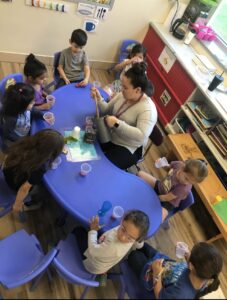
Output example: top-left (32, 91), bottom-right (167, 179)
top-left (79, 65), bottom-right (90, 86)
top-left (138, 170), bottom-right (157, 189)
top-left (159, 192), bottom-right (176, 202)
top-left (34, 103), bottom-right (52, 110)
top-left (114, 59), bottom-right (131, 72)
top-left (13, 181), bottom-right (32, 212)
top-left (57, 64), bottom-right (70, 84)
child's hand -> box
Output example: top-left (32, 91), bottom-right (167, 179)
top-left (152, 259), bottom-right (164, 277)
top-left (13, 202), bottom-right (23, 213)
top-left (64, 78), bottom-right (70, 85)
top-left (90, 215), bottom-right (103, 231)
top-left (131, 56), bottom-right (143, 64)
top-left (90, 87), bottom-right (102, 101)
top-left (79, 78), bottom-right (88, 86)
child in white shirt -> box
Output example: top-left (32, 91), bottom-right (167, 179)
top-left (73, 210), bottom-right (150, 277)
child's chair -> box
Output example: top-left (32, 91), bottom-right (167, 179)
top-left (0, 73), bottom-right (23, 102)
top-left (163, 191), bottom-right (195, 229)
top-left (45, 51), bottom-right (61, 91)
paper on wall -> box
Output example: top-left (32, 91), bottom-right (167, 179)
top-left (158, 46), bottom-right (176, 73)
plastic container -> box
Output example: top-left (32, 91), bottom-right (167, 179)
top-left (80, 163), bottom-right (92, 176)
top-left (111, 206), bottom-right (124, 220)
top-left (72, 126), bottom-right (81, 139)
top-left (155, 157), bottom-right (169, 168)
top-left (43, 112), bottom-right (55, 125)
top-left (46, 95), bottom-right (56, 104)
top-left (176, 242), bottom-right (189, 259)
top-left (51, 156), bottom-right (62, 169)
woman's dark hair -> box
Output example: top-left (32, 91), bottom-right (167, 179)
top-left (125, 62), bottom-right (154, 96)
top-left (129, 43), bottom-right (147, 59)
top-left (4, 129), bottom-right (64, 181)
top-left (71, 29), bottom-right (87, 46)
top-left (24, 53), bottom-right (47, 79)
top-left (189, 242), bottom-right (223, 298)
top-left (123, 210), bottom-right (150, 242)
top-left (2, 83), bottom-right (35, 117)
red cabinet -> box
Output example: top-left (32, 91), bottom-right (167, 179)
top-left (143, 26), bottom-right (196, 126)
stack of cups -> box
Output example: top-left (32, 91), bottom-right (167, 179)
top-left (72, 126), bottom-right (81, 139)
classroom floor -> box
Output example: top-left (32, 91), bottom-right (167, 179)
top-left (0, 64), bottom-right (226, 299)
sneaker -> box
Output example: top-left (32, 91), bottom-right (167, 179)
top-left (23, 201), bottom-right (42, 211)
top-left (96, 273), bottom-right (107, 287)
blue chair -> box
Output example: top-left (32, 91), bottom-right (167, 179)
top-left (52, 233), bottom-right (99, 299)
top-left (0, 229), bottom-right (57, 292)
top-left (0, 169), bottom-right (16, 218)
top-left (45, 52), bottom-right (61, 91)
top-left (117, 260), bottom-right (154, 299)
top-left (0, 73), bottom-right (23, 102)
top-left (163, 191), bottom-right (195, 229)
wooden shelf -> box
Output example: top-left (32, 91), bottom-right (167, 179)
top-left (182, 105), bottom-right (227, 173)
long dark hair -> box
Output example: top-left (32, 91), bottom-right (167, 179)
top-left (2, 83), bottom-right (35, 117)
top-left (24, 53), bottom-right (47, 79)
top-left (129, 43), bottom-right (147, 59)
top-left (124, 62), bottom-right (154, 96)
top-left (189, 242), bottom-right (223, 298)
top-left (4, 129), bottom-right (64, 180)
top-left (123, 210), bottom-right (150, 242)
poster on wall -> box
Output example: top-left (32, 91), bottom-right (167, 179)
top-left (77, 2), bottom-right (95, 16)
top-left (83, 18), bottom-right (99, 33)
top-left (94, 5), bottom-right (108, 20)
top-left (158, 46), bottom-right (176, 73)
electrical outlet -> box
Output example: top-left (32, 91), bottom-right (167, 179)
top-left (160, 90), bottom-right (171, 106)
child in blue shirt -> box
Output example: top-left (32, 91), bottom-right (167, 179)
top-left (0, 83), bottom-right (51, 149)
top-left (128, 242), bottom-right (223, 299)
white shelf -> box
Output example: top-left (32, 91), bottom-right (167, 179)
top-left (182, 105), bottom-right (227, 173)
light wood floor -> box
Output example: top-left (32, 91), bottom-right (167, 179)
top-left (0, 63), bottom-right (226, 299)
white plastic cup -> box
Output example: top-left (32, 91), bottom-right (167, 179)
top-left (51, 156), bottom-right (62, 169)
top-left (111, 206), bottom-right (124, 220)
top-left (80, 163), bottom-right (92, 176)
top-left (93, 81), bottom-right (101, 89)
top-left (46, 95), bottom-right (56, 105)
top-left (155, 157), bottom-right (169, 168)
top-left (176, 242), bottom-right (189, 259)
top-left (43, 112), bottom-right (55, 125)
top-left (184, 29), bottom-right (196, 45)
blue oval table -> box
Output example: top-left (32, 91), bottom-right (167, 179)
top-left (32, 84), bottom-right (162, 238)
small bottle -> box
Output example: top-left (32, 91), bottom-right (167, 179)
top-left (72, 126), bottom-right (80, 139)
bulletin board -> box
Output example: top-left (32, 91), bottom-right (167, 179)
top-left (63, 0), bottom-right (115, 10)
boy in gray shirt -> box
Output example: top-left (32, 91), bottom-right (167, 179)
top-left (57, 29), bottom-right (90, 88)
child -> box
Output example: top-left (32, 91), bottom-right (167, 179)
top-left (138, 159), bottom-right (208, 221)
top-left (57, 29), bottom-right (90, 88)
top-left (104, 43), bottom-right (147, 98)
top-left (0, 83), bottom-right (52, 149)
top-left (73, 210), bottom-right (150, 283)
top-left (128, 242), bottom-right (223, 299)
top-left (2, 129), bottom-right (64, 212)
top-left (24, 53), bottom-right (53, 110)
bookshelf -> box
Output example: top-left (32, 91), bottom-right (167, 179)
top-left (143, 22), bottom-right (227, 175)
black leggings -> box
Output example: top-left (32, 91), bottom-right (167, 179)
top-left (128, 243), bottom-right (158, 278)
top-left (72, 227), bottom-right (88, 260)
top-left (101, 142), bottom-right (142, 170)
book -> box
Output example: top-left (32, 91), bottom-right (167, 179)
top-left (210, 131), bottom-right (227, 154)
top-left (213, 199), bottom-right (227, 224)
top-left (208, 134), bottom-right (227, 158)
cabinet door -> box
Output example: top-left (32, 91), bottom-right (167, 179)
top-left (147, 59), bottom-right (181, 126)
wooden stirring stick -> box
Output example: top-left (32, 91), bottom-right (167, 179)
top-left (94, 94), bottom-right (100, 119)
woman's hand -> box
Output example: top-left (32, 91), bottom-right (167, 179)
top-left (90, 87), bottom-right (102, 101)
top-left (64, 78), bottom-right (71, 85)
top-left (105, 115), bottom-right (119, 128)
top-left (90, 215), bottom-right (102, 231)
top-left (13, 202), bottom-right (23, 213)
top-left (152, 259), bottom-right (164, 277)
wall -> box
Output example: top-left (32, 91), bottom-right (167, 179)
top-left (0, 0), bottom-right (176, 63)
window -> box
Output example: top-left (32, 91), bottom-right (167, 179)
top-left (208, 0), bottom-right (227, 43)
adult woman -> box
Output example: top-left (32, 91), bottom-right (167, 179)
top-left (128, 242), bottom-right (223, 299)
top-left (91, 62), bottom-right (157, 169)
top-left (2, 129), bottom-right (64, 212)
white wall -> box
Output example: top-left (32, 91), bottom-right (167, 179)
top-left (0, 0), bottom-right (176, 62)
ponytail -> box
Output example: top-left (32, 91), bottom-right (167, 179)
top-left (195, 275), bottom-right (220, 298)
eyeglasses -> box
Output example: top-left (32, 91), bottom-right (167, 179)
top-left (119, 224), bottom-right (138, 242)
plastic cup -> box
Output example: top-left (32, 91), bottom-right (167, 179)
top-left (176, 242), bottom-right (189, 259)
top-left (111, 206), bottom-right (124, 220)
top-left (51, 156), bottom-right (62, 169)
top-left (208, 75), bottom-right (224, 91)
top-left (184, 29), bottom-right (196, 45)
top-left (93, 81), bottom-right (101, 89)
top-left (46, 95), bottom-right (56, 105)
top-left (155, 157), bottom-right (169, 168)
top-left (43, 112), bottom-right (55, 125)
top-left (80, 163), bottom-right (92, 176)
